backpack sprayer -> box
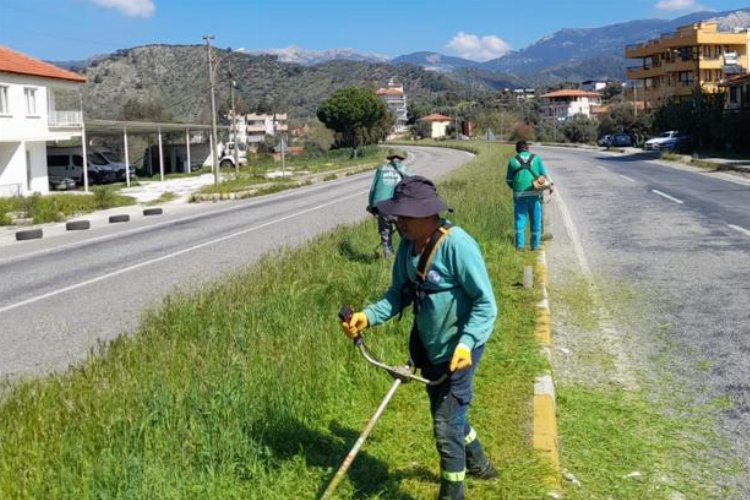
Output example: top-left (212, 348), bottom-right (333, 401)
top-left (320, 305), bottom-right (448, 499)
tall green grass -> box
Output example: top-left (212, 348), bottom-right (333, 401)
top-left (0, 142), bottom-right (550, 498)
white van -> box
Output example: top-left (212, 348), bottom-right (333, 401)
top-left (46, 147), bottom-right (120, 185)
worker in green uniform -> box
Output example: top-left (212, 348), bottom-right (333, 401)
top-left (367, 149), bottom-right (410, 257)
top-left (343, 175), bottom-right (498, 499)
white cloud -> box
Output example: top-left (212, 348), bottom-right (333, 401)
top-left (655, 0), bottom-right (705, 11)
top-left (88, 0), bottom-right (156, 17)
top-left (445, 32), bottom-right (511, 62)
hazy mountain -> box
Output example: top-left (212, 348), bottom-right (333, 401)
top-left (391, 52), bottom-right (481, 72)
top-left (478, 7), bottom-right (750, 80)
top-left (46, 54), bottom-right (109, 71)
top-left (257, 46), bottom-right (389, 65)
top-left (76, 45), bottom-right (478, 122)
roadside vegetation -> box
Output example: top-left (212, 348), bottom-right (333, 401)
top-left (193, 146), bottom-right (383, 197)
top-left (0, 142), bottom-right (554, 498)
top-left (0, 187), bottom-right (135, 225)
top-left (553, 274), bottom-right (741, 498)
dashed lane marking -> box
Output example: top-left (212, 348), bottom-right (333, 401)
top-left (728, 224), bottom-right (750, 237)
top-left (0, 190), bottom-right (366, 314)
top-left (619, 174), bottom-right (635, 183)
top-left (651, 189), bottom-right (684, 204)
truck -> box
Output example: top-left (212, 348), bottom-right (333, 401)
top-left (218, 141), bottom-right (247, 168)
top-left (141, 141), bottom-right (247, 176)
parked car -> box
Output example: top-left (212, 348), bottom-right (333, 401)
top-left (644, 131), bottom-right (689, 152)
top-left (49, 176), bottom-right (77, 191)
top-left (609, 133), bottom-right (633, 147)
top-left (598, 133), bottom-right (633, 148)
top-left (47, 147), bottom-right (117, 185)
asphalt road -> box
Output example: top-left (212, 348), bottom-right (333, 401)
top-left (540, 146), bottom-right (750, 494)
top-left (0, 146), bottom-right (473, 379)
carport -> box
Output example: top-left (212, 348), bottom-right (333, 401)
top-left (78, 119), bottom-right (229, 190)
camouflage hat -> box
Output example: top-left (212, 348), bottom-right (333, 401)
top-left (386, 149), bottom-right (407, 160)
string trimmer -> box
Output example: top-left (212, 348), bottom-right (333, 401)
top-left (320, 305), bottom-right (447, 499)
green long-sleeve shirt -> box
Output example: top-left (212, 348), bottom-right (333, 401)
top-left (364, 222), bottom-right (497, 364)
top-left (368, 160), bottom-right (409, 207)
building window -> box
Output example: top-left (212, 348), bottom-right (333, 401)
top-left (24, 87), bottom-right (37, 115)
top-left (0, 85), bottom-right (8, 114)
top-left (730, 87), bottom-right (738, 104)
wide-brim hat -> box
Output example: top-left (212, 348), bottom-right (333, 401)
top-left (376, 175), bottom-right (450, 218)
top-left (386, 148), bottom-right (407, 160)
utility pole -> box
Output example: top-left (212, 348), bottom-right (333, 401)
top-left (228, 58), bottom-right (239, 177)
top-left (204, 35), bottom-right (219, 186)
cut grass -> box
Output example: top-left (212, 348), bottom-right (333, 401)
top-left (554, 273), bottom-right (742, 498)
top-left (0, 142), bottom-right (551, 498)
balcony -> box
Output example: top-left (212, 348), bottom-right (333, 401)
top-left (48, 110), bottom-right (83, 127)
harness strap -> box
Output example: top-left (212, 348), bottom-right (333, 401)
top-left (511, 153), bottom-right (536, 178)
top-left (416, 223), bottom-right (452, 282)
top-left (397, 221), bottom-right (454, 321)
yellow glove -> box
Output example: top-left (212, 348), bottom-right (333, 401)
top-left (341, 311), bottom-right (368, 339)
top-left (450, 344), bottom-right (472, 372)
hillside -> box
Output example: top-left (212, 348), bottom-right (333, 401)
top-left (77, 45), bottom-right (478, 123)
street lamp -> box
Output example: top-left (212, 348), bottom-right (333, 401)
top-left (203, 36), bottom-right (244, 186)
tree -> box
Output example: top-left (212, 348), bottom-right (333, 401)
top-left (316, 87), bottom-right (390, 155)
top-left (562, 115), bottom-right (597, 144)
top-left (302, 120), bottom-right (335, 155)
top-left (119, 98), bottom-right (172, 121)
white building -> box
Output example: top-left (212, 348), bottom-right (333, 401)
top-left (418, 113), bottom-right (452, 138)
top-left (540, 89), bottom-right (602, 121)
top-left (0, 45), bottom-right (86, 196)
top-left (376, 77), bottom-right (408, 132)
top-left (228, 112), bottom-right (287, 151)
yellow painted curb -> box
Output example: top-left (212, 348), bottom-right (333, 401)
top-left (535, 309), bottom-right (552, 346)
top-left (532, 250), bottom-right (561, 494)
top-left (533, 377), bottom-right (561, 490)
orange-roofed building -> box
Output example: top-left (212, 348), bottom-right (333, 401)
top-left (0, 45), bottom-right (86, 196)
top-left (540, 89), bottom-right (603, 121)
top-left (376, 77), bottom-right (408, 133)
top-left (418, 113), bottom-right (452, 138)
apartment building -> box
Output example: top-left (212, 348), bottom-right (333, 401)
top-left (228, 112), bottom-right (287, 151)
top-left (376, 77), bottom-right (408, 133)
top-left (540, 89), bottom-right (602, 121)
top-left (0, 45), bottom-right (86, 196)
top-left (625, 21), bottom-right (750, 110)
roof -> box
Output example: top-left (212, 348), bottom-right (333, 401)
top-left (541, 89), bottom-right (601, 99)
top-left (419, 113), bottom-right (452, 122)
top-left (723, 73), bottom-right (750, 87)
top-left (0, 45), bottom-right (86, 83)
top-left (376, 87), bottom-right (404, 96)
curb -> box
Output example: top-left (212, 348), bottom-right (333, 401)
top-left (532, 247), bottom-right (562, 496)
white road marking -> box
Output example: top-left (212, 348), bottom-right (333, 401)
top-left (651, 189), bottom-right (684, 204)
top-left (0, 190), bottom-right (366, 314)
top-left (619, 175), bottom-right (636, 183)
top-left (0, 175), bottom-right (368, 266)
top-left (595, 165), bottom-right (607, 171)
top-left (728, 224), bottom-right (750, 237)
top-left (554, 188), bottom-right (593, 277)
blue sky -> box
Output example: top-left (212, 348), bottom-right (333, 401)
top-left (0, 0), bottom-right (748, 61)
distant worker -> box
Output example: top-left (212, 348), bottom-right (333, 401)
top-left (343, 176), bottom-right (498, 500)
top-left (367, 149), bottom-right (410, 257)
top-left (505, 141), bottom-right (554, 251)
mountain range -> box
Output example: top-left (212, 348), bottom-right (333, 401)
top-left (50, 7), bottom-right (750, 122)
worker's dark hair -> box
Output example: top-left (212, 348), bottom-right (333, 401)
top-left (515, 140), bottom-right (529, 152)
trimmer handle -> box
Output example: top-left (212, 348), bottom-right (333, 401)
top-left (338, 305), bottom-right (362, 346)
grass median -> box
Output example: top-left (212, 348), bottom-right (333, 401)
top-left (0, 142), bottom-right (551, 498)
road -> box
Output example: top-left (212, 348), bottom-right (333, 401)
top-left (0, 146), bottom-right (473, 379)
top-left (540, 146), bottom-right (750, 494)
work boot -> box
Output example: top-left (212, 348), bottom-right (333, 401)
top-left (437, 480), bottom-right (464, 500)
top-left (467, 462), bottom-right (498, 480)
